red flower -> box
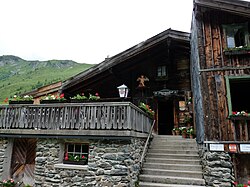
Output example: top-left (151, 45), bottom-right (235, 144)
top-left (81, 93), bottom-right (85, 96)
top-left (248, 181), bottom-right (250, 185)
top-left (95, 93), bottom-right (99, 96)
top-left (232, 111), bottom-right (237, 115)
top-left (3, 97), bottom-right (8, 103)
top-left (243, 185), bottom-right (247, 187)
top-left (60, 93), bottom-right (64, 98)
top-left (233, 182), bottom-right (238, 185)
top-left (55, 96), bottom-right (58, 99)
top-left (64, 156), bottom-right (68, 160)
top-left (82, 155), bottom-right (85, 159)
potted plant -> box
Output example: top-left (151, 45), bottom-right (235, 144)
top-left (40, 93), bottom-right (66, 104)
top-left (70, 93), bottom-right (88, 103)
top-left (179, 127), bottom-right (187, 138)
top-left (184, 115), bottom-right (192, 127)
top-left (139, 102), bottom-right (155, 118)
top-left (172, 127), bottom-right (180, 135)
top-left (88, 93), bottom-right (101, 101)
top-left (187, 126), bottom-right (194, 139)
top-left (63, 152), bottom-right (87, 165)
top-left (1, 179), bottom-right (16, 187)
top-left (8, 95), bottom-right (33, 104)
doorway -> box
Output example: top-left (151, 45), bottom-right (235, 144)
top-left (158, 100), bottom-right (174, 135)
top-left (11, 138), bottom-right (37, 186)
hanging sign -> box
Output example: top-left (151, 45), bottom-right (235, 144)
top-left (240, 144), bottom-right (250, 152)
top-left (229, 144), bottom-right (237, 153)
top-left (209, 144), bottom-right (224, 151)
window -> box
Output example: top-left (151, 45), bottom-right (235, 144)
top-left (63, 143), bottom-right (89, 165)
top-left (223, 23), bottom-right (249, 48)
top-left (157, 65), bottom-right (168, 78)
top-left (226, 76), bottom-right (250, 116)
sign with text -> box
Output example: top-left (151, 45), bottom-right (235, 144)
top-left (209, 144), bottom-right (224, 151)
top-left (229, 144), bottom-right (237, 153)
top-left (240, 144), bottom-right (250, 152)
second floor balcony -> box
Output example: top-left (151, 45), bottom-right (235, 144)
top-left (0, 102), bottom-right (153, 138)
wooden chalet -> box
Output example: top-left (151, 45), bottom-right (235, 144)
top-left (191, 0), bottom-right (250, 183)
top-left (62, 28), bottom-right (191, 135)
top-left (0, 28), bottom-right (191, 186)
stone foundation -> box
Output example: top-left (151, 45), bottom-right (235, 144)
top-left (199, 149), bottom-right (234, 187)
top-left (0, 138), bottom-right (8, 180)
top-left (35, 138), bottom-right (145, 187)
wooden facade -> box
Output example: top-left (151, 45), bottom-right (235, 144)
top-left (62, 29), bottom-right (191, 135)
top-left (191, 0), bottom-right (250, 183)
top-left (191, 0), bottom-right (250, 143)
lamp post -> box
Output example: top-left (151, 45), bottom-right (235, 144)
top-left (117, 84), bottom-right (129, 99)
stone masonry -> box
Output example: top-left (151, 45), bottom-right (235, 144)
top-left (199, 150), bottom-right (234, 187)
top-left (35, 138), bottom-right (145, 187)
top-left (0, 138), bottom-right (8, 181)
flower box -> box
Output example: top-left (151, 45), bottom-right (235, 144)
top-left (69, 99), bottom-right (89, 103)
top-left (63, 160), bottom-right (87, 165)
top-left (40, 100), bottom-right (67, 104)
top-left (9, 100), bottom-right (33, 104)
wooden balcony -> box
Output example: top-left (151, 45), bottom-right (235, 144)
top-left (0, 102), bottom-right (153, 138)
top-left (231, 116), bottom-right (250, 141)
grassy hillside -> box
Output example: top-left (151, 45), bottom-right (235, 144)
top-left (0, 55), bottom-right (93, 103)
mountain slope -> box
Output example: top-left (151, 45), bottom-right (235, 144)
top-left (0, 55), bottom-right (93, 103)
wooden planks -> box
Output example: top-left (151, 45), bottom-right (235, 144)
top-left (0, 102), bottom-right (152, 133)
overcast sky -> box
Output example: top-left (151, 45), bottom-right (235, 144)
top-left (0, 0), bottom-right (194, 64)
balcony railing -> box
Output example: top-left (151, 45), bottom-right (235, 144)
top-left (230, 116), bottom-right (250, 141)
top-left (0, 102), bottom-right (152, 136)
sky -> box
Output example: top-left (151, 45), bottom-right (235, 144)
top-left (0, 0), bottom-right (194, 64)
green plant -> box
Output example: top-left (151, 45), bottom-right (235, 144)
top-left (9, 95), bottom-right (33, 102)
top-left (139, 102), bottom-right (155, 118)
top-left (1, 179), bottom-right (16, 187)
top-left (88, 93), bottom-right (100, 101)
top-left (187, 127), bottom-right (194, 135)
top-left (24, 185), bottom-right (32, 187)
top-left (70, 93), bottom-right (87, 100)
top-left (41, 93), bottom-right (65, 101)
top-left (179, 127), bottom-right (187, 134)
top-left (64, 152), bottom-right (87, 162)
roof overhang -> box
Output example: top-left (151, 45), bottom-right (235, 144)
top-left (62, 29), bottom-right (190, 92)
top-left (194, 0), bottom-right (250, 17)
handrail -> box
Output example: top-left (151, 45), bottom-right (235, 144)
top-left (139, 119), bottom-right (156, 169)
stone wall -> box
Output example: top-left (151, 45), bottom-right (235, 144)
top-left (35, 138), bottom-right (146, 187)
top-left (199, 150), bottom-right (234, 187)
top-left (0, 138), bottom-right (8, 181)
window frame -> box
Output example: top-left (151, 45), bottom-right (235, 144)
top-left (225, 75), bottom-right (250, 116)
top-left (63, 143), bottom-right (89, 165)
top-left (223, 22), bottom-right (249, 49)
top-left (156, 65), bottom-right (168, 79)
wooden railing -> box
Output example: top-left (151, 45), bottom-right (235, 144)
top-left (0, 102), bottom-right (152, 133)
top-left (231, 117), bottom-right (250, 141)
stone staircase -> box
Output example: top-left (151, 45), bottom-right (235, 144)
top-left (139, 135), bottom-right (205, 187)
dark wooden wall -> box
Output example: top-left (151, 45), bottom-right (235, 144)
top-left (192, 8), bottom-right (250, 142)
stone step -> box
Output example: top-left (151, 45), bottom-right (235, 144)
top-left (148, 149), bottom-right (198, 154)
top-left (143, 163), bottom-right (202, 171)
top-left (151, 141), bottom-right (197, 146)
top-left (146, 153), bottom-right (200, 160)
top-left (142, 168), bottom-right (203, 178)
top-left (146, 158), bottom-right (201, 165)
top-left (153, 135), bottom-right (184, 139)
top-left (149, 145), bottom-right (198, 150)
top-left (139, 181), bottom-right (205, 187)
top-left (139, 175), bottom-right (206, 186)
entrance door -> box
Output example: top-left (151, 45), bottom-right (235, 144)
top-left (11, 138), bottom-right (37, 186)
top-left (158, 101), bottom-right (174, 135)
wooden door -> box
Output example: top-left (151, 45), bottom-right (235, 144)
top-left (11, 138), bottom-right (37, 186)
